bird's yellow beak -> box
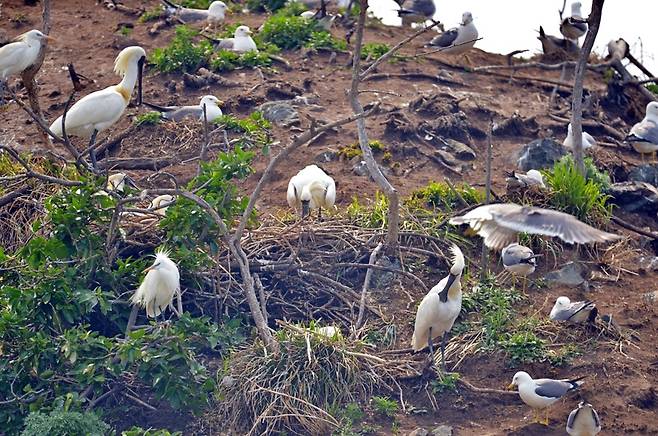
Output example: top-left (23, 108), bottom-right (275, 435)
top-left (217, 100), bottom-right (225, 106)
top-left (507, 383), bottom-right (516, 391)
top-left (45, 35), bottom-right (56, 43)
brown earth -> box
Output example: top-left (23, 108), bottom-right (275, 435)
top-left (1, 0), bottom-right (658, 435)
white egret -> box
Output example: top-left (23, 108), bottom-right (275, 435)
top-left (567, 402), bottom-right (601, 436)
top-left (49, 46), bottom-right (146, 166)
top-left (287, 164), bottom-right (336, 219)
top-left (161, 0), bottom-right (227, 30)
top-left (625, 101), bottom-right (658, 162)
top-left (149, 194), bottom-right (175, 216)
top-left (131, 250), bottom-right (182, 320)
top-left (411, 244), bottom-right (465, 371)
top-left (550, 296), bottom-right (597, 323)
top-left (501, 243), bottom-right (539, 292)
top-left (429, 12), bottom-right (479, 55)
top-left (215, 26), bottom-right (258, 53)
top-left (0, 29), bottom-right (53, 80)
top-left (143, 95), bottom-right (223, 122)
top-left (560, 2), bottom-right (588, 41)
top-left (564, 123), bottom-right (596, 151)
top-left (508, 371), bottom-right (585, 425)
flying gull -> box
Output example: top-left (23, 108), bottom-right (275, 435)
top-left (161, 0), bottom-right (227, 30)
top-left (508, 371), bottom-right (585, 425)
top-left (143, 95), bottom-right (223, 123)
top-left (396, 0), bottom-right (436, 27)
top-left (560, 2), bottom-right (588, 41)
top-left (549, 296), bottom-right (597, 323)
top-left (625, 101), bottom-right (658, 162)
top-left (564, 123), bottom-right (596, 151)
top-left (429, 12), bottom-right (478, 55)
top-left (449, 203), bottom-right (621, 250)
top-left (567, 401), bottom-right (601, 436)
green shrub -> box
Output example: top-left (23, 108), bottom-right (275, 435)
top-left (150, 26), bottom-right (213, 73)
top-left (134, 111), bottom-right (161, 126)
top-left (212, 112), bottom-right (271, 148)
top-left (409, 181), bottom-right (484, 211)
top-left (246, 0), bottom-right (287, 12)
top-left (361, 42), bottom-right (390, 60)
top-left (431, 372), bottom-right (460, 394)
top-left (259, 15), bottom-right (314, 50)
top-left (21, 410), bottom-right (110, 436)
top-left (122, 428), bottom-right (182, 436)
top-left (210, 49), bottom-right (272, 72)
top-left (306, 30), bottom-right (348, 50)
top-left (646, 83), bottom-right (658, 95)
top-left (501, 330), bottom-right (547, 364)
top-left (371, 396), bottom-right (398, 417)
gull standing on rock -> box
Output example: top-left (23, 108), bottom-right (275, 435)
top-left (144, 95), bottom-right (223, 122)
top-left (567, 402), bottom-right (601, 436)
top-left (550, 296), bottom-right (597, 323)
top-left (625, 101), bottom-right (658, 162)
top-left (287, 165), bottom-right (336, 219)
top-left (215, 26), bottom-right (258, 53)
top-left (508, 371), bottom-right (585, 425)
top-left (560, 2), bottom-right (588, 41)
top-left (411, 245), bottom-right (465, 371)
top-left (501, 243), bottom-right (539, 292)
top-left (564, 123), bottom-right (596, 151)
top-left (161, 0), bottom-right (227, 30)
top-left (396, 0), bottom-right (436, 27)
top-left (429, 12), bottom-right (478, 55)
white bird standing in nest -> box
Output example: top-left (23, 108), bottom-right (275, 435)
top-left (287, 164), bottom-right (336, 219)
top-left (49, 46), bottom-right (145, 166)
top-left (143, 95), bottom-right (223, 123)
top-left (564, 123), bottom-right (596, 151)
top-left (131, 250), bottom-right (182, 321)
top-left (161, 0), bottom-right (227, 31)
top-left (214, 26), bottom-right (258, 53)
top-left (567, 401), bottom-right (601, 436)
top-left (550, 296), bottom-right (597, 323)
top-left (625, 101), bottom-right (658, 162)
top-left (501, 243), bottom-right (539, 292)
top-left (560, 2), bottom-right (588, 41)
top-left (449, 203), bottom-right (621, 250)
top-left (411, 244), bottom-right (465, 371)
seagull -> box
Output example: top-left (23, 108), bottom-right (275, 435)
top-left (143, 95), bottom-right (223, 123)
top-left (149, 194), bottom-right (175, 216)
top-left (501, 243), bottom-right (539, 292)
top-left (564, 123), bottom-right (596, 151)
top-left (505, 169), bottom-right (546, 190)
top-left (411, 244), bottom-right (465, 371)
top-left (0, 29), bottom-right (54, 80)
top-left (560, 2), bottom-right (588, 41)
top-left (214, 25), bottom-right (258, 53)
top-left (287, 164), bottom-right (336, 219)
top-left (161, 0), bottom-right (227, 30)
top-left (567, 401), bottom-right (602, 436)
top-left (508, 371), bottom-right (585, 425)
top-left (300, 0), bottom-right (338, 31)
top-left (625, 101), bottom-right (658, 162)
top-left (449, 203), bottom-right (621, 251)
top-left (49, 46), bottom-right (145, 166)
top-left (550, 296), bottom-right (598, 323)
top-left (538, 26), bottom-right (579, 57)
top-left (396, 0), bottom-right (436, 27)
top-left (131, 249), bottom-right (182, 320)
top-left (428, 12), bottom-right (478, 55)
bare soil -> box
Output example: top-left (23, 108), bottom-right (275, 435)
top-left (1, 1), bottom-right (657, 435)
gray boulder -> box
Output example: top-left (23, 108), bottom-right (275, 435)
top-left (628, 164), bottom-right (658, 187)
top-left (607, 182), bottom-right (658, 214)
top-left (517, 138), bottom-right (566, 171)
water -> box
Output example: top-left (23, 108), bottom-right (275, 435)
top-left (368, 0), bottom-right (657, 79)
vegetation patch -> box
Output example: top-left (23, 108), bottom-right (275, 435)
top-left (409, 180), bottom-right (484, 211)
top-left (151, 26), bottom-right (213, 73)
top-left (210, 49), bottom-right (272, 72)
top-left (339, 139), bottom-right (388, 159)
top-left (21, 410), bottom-right (111, 436)
top-left (133, 111), bottom-right (162, 126)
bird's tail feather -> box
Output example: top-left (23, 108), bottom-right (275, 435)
top-left (568, 375), bottom-right (586, 389)
top-left (160, 0), bottom-right (179, 9)
top-left (142, 101), bottom-right (170, 112)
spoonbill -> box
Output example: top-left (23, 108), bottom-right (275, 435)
top-left (287, 164), bottom-right (336, 219)
top-left (0, 29), bottom-right (53, 102)
top-left (131, 250), bottom-right (182, 320)
top-left (149, 194), bottom-right (175, 216)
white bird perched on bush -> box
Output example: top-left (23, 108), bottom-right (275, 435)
top-left (216, 26), bottom-right (258, 53)
top-left (131, 250), bottom-right (182, 320)
top-left (501, 243), bottom-right (539, 292)
top-left (0, 29), bottom-right (54, 80)
top-left (563, 123), bottom-right (596, 151)
top-left (94, 172), bottom-right (137, 197)
top-left (149, 194), bottom-right (175, 216)
top-left (143, 95), bottom-right (223, 123)
top-left (161, 0), bottom-right (227, 30)
top-left (411, 244), bottom-right (465, 371)
top-left (550, 296), bottom-right (597, 323)
top-left (49, 46), bottom-right (145, 164)
top-left (560, 2), bottom-right (588, 41)
top-left (508, 371), bottom-right (585, 425)
top-left (567, 402), bottom-right (601, 436)
top-left (287, 164), bottom-right (336, 219)
top-left (625, 101), bottom-right (658, 162)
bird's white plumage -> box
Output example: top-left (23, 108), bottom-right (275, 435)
top-left (107, 173), bottom-right (127, 192)
top-left (411, 245), bottom-right (465, 351)
top-left (131, 251), bottom-right (181, 318)
top-left (217, 26), bottom-right (258, 53)
top-left (198, 95), bottom-right (223, 121)
top-left (564, 123), bottom-right (596, 150)
top-left (49, 46), bottom-right (145, 139)
top-left (162, 0), bottom-right (227, 27)
top-left (509, 371), bottom-right (584, 410)
top-left (560, 2), bottom-right (588, 40)
top-left (567, 402), bottom-right (601, 436)
top-left (0, 30), bottom-right (50, 79)
top-left (627, 102), bottom-right (658, 155)
top-left (506, 169), bottom-right (545, 189)
top-left (287, 164), bottom-right (336, 217)
top-left (429, 12), bottom-right (478, 54)
top-left (149, 195), bottom-right (175, 216)
top-left (550, 296), bottom-right (596, 323)
top-left (501, 243), bottom-right (536, 276)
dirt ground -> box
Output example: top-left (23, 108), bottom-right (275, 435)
top-left (1, 0), bottom-right (657, 435)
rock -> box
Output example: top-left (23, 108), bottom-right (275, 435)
top-left (638, 256), bottom-right (658, 272)
top-left (257, 101), bottom-right (300, 127)
top-left (442, 138), bottom-right (476, 160)
top-left (315, 150), bottom-right (338, 163)
top-left (431, 425), bottom-right (453, 436)
top-left (492, 113), bottom-right (539, 137)
top-left (607, 182), bottom-right (658, 214)
top-left (643, 291), bottom-right (658, 304)
top-left (517, 138), bottom-right (566, 171)
top-left (352, 160), bottom-right (369, 177)
top-left (434, 150), bottom-right (459, 166)
top-left (545, 262), bottom-right (586, 288)
top-left (408, 429), bottom-right (429, 436)
top-left (628, 164), bottom-right (658, 187)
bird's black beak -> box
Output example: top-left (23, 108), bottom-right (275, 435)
top-left (301, 200), bottom-right (310, 218)
top-left (137, 56), bottom-right (145, 106)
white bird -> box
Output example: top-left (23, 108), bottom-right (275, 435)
top-left (161, 0), bottom-right (227, 30)
top-left (131, 250), bottom-right (182, 319)
top-left (508, 371), bottom-right (585, 425)
top-left (0, 29), bottom-right (54, 80)
top-left (625, 101), bottom-right (658, 162)
top-left (396, 0), bottom-right (436, 27)
top-left (314, 325), bottom-right (342, 339)
top-left (300, 0), bottom-right (338, 32)
top-left (550, 296), bottom-right (597, 323)
top-left (215, 26), bottom-right (258, 53)
top-left (429, 12), bottom-right (478, 55)
top-left (449, 203), bottom-right (621, 251)
top-left (564, 123), bottom-right (596, 151)
top-left (149, 194), bottom-right (175, 216)
top-left (143, 95), bottom-right (223, 123)
top-left (501, 243), bottom-right (538, 292)
top-left (49, 46), bottom-right (145, 165)
top-left (567, 402), bottom-right (601, 436)
top-left (287, 164), bottom-right (336, 219)
top-left (560, 2), bottom-right (588, 41)
top-left (411, 244), bottom-right (465, 371)
top-left (505, 169), bottom-right (546, 190)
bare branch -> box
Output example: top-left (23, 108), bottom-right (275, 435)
top-left (0, 142), bottom-right (81, 187)
top-left (355, 242), bottom-right (383, 330)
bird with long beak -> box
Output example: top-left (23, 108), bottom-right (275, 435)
top-left (49, 46), bottom-right (146, 166)
top-left (411, 244), bottom-right (465, 371)
top-left (0, 29), bottom-right (54, 102)
top-left (93, 172), bottom-right (138, 197)
top-left (149, 194), bottom-right (175, 216)
top-left (131, 250), bottom-right (182, 321)
top-left (287, 165), bottom-right (336, 220)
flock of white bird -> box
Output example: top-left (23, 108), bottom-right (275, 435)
top-left (2, 0), bottom-right (655, 433)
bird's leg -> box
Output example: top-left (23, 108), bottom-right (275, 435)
top-left (440, 332), bottom-right (448, 372)
top-left (543, 409), bottom-right (549, 426)
top-left (532, 408), bottom-right (539, 423)
top-left (318, 207), bottom-right (322, 221)
top-left (426, 326), bottom-right (435, 367)
top-left (88, 129), bottom-right (99, 169)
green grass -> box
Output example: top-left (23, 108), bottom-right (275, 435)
top-left (646, 83), bottom-right (658, 95)
top-left (118, 25), bottom-right (132, 36)
top-left (408, 181), bottom-right (484, 211)
top-left (361, 43), bottom-right (390, 60)
top-left (430, 372), bottom-right (460, 394)
top-left (371, 396), bottom-right (398, 418)
top-left (150, 26), bottom-right (213, 73)
top-left (133, 111), bottom-right (161, 126)
top-left (210, 49), bottom-right (272, 72)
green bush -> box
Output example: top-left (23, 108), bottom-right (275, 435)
top-left (361, 42), bottom-right (390, 60)
top-left (21, 410), bottom-right (110, 436)
top-left (259, 15), bottom-right (314, 50)
top-left (210, 49), bottom-right (272, 72)
top-left (409, 181), bottom-right (484, 211)
top-left (371, 396), bottom-right (398, 417)
top-left (646, 83), bottom-right (658, 95)
top-left (134, 111), bottom-right (161, 126)
top-left (150, 26), bottom-right (213, 73)
top-left (122, 428), bottom-right (182, 436)
top-left (246, 0), bottom-right (287, 12)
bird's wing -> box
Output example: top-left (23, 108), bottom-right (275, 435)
top-left (491, 206), bottom-right (621, 245)
top-left (324, 179), bottom-right (336, 208)
top-left (629, 119), bottom-right (658, 144)
top-left (0, 41), bottom-right (27, 73)
top-left (410, 0), bottom-right (435, 16)
top-left (216, 38), bottom-right (235, 50)
top-left (591, 406), bottom-right (601, 428)
top-left (287, 179), bottom-right (299, 208)
top-left (534, 379), bottom-right (571, 398)
top-left (177, 9), bottom-right (209, 22)
top-left (583, 132), bottom-right (596, 145)
top-left (51, 89), bottom-right (126, 133)
top-left (142, 101), bottom-right (176, 112)
top-left (163, 106), bottom-right (202, 122)
top-left (566, 407), bottom-right (581, 430)
top-left (430, 28), bottom-right (459, 48)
